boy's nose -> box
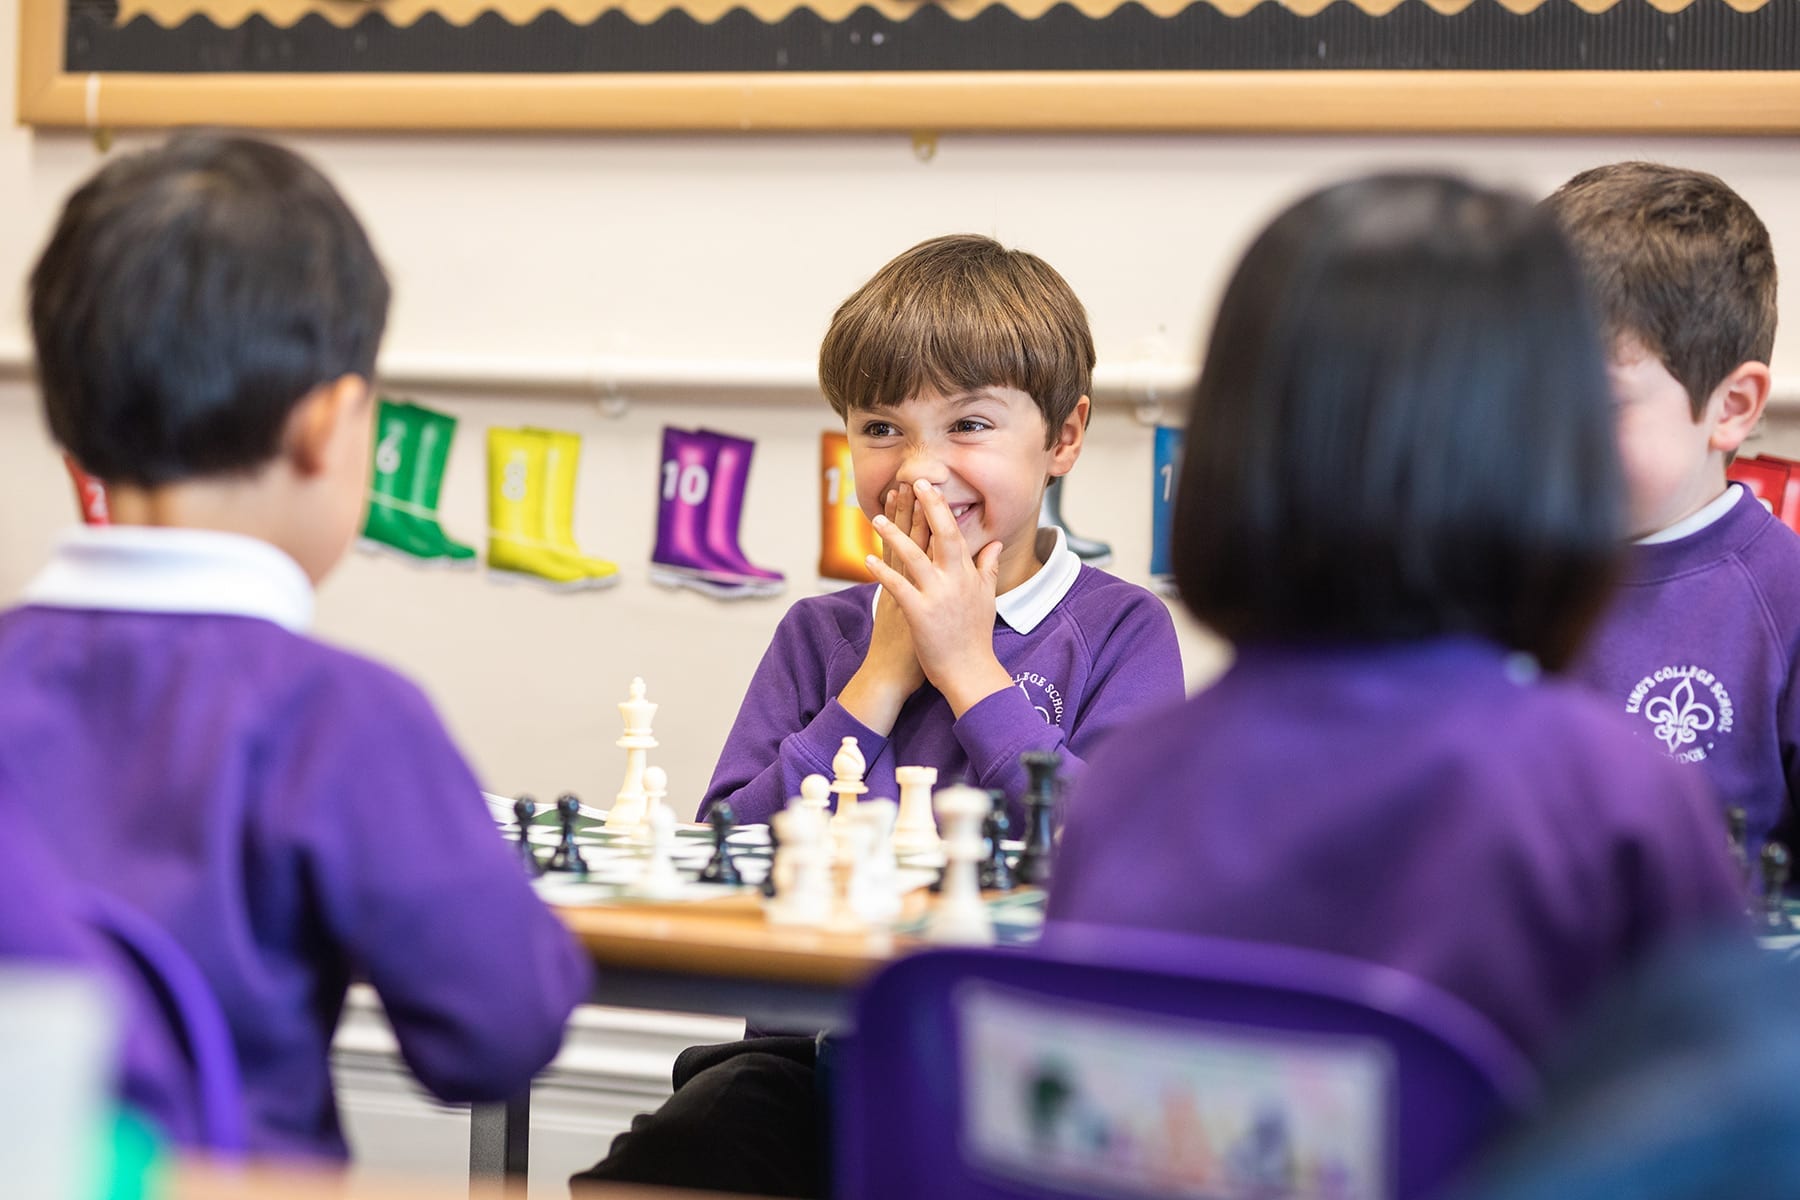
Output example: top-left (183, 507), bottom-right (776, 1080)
top-left (895, 445), bottom-right (949, 487)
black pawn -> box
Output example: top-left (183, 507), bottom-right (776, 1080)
top-left (513, 795), bottom-right (542, 876)
top-left (761, 816), bottom-right (781, 898)
top-left (699, 803), bottom-right (744, 885)
top-left (1762, 841), bottom-right (1791, 930)
top-left (548, 793), bottom-right (588, 874)
top-left (1017, 751), bottom-right (1061, 888)
top-left (1726, 806), bottom-right (1751, 893)
top-left (980, 789), bottom-right (1015, 892)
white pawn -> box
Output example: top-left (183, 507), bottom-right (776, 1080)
top-left (846, 799), bottom-right (901, 925)
top-left (607, 677), bottom-right (659, 829)
top-left (633, 765), bottom-right (669, 842)
top-left (629, 804), bottom-right (682, 899)
top-left (799, 773), bottom-right (832, 820)
top-left (828, 737), bottom-right (868, 832)
top-left (926, 785), bottom-right (995, 945)
top-left (892, 765), bottom-right (941, 857)
top-left (767, 802), bottom-right (831, 927)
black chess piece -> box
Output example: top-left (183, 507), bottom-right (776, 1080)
top-left (547, 793), bottom-right (588, 874)
top-left (761, 815), bottom-right (782, 898)
top-left (1726, 806), bottom-right (1751, 894)
top-left (1017, 751), bottom-right (1061, 888)
top-left (979, 789), bottom-right (1016, 892)
top-left (512, 795), bottom-right (542, 876)
top-left (1762, 841), bottom-right (1791, 930)
top-left (698, 803), bottom-right (745, 885)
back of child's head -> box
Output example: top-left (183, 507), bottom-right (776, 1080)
top-left (1543, 161), bottom-right (1777, 417)
top-left (30, 132), bottom-right (390, 488)
top-left (818, 234), bottom-right (1094, 445)
top-left (1174, 172), bottom-right (1621, 671)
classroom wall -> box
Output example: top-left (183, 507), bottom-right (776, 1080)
top-left (3, 10), bottom-right (1799, 807)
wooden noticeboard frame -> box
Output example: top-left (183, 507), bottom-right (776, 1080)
top-left (18, 0), bottom-right (1800, 132)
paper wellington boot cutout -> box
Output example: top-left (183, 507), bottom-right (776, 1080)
top-left (650, 427), bottom-right (781, 599)
top-left (1040, 475), bottom-right (1113, 566)
top-left (64, 456), bottom-right (109, 526)
top-left (1150, 424), bottom-right (1185, 593)
top-left (487, 427), bottom-right (609, 590)
top-left (819, 431), bottom-right (881, 587)
top-left (360, 398), bottom-right (476, 566)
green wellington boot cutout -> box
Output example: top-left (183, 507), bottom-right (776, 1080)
top-left (487, 427), bottom-right (595, 590)
top-left (361, 398), bottom-right (445, 562)
top-left (403, 401), bottom-right (479, 567)
top-left (531, 427), bottom-right (621, 587)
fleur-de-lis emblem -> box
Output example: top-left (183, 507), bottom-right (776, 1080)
top-left (1645, 678), bottom-right (1716, 752)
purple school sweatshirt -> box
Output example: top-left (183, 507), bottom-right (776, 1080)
top-left (0, 786), bottom-right (197, 1144)
top-left (0, 528), bottom-right (591, 1159)
top-left (1048, 638), bottom-right (1747, 1059)
top-left (1569, 484), bottom-right (1800, 845)
top-left (701, 540), bottom-right (1184, 825)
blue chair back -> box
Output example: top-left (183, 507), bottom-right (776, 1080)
top-left (83, 892), bottom-right (246, 1155)
top-left (835, 924), bottom-right (1537, 1200)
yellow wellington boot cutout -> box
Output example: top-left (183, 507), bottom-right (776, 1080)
top-left (532, 427), bottom-right (621, 588)
top-left (486, 428), bottom-right (592, 590)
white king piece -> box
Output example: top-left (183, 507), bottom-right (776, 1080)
top-left (607, 676), bottom-right (658, 828)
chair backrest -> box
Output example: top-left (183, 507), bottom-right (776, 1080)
top-left (834, 924), bottom-right (1537, 1200)
top-left (82, 892), bottom-right (246, 1155)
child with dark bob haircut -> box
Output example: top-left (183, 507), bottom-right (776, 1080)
top-left (1049, 173), bottom-right (1746, 1065)
top-left (5, 133), bottom-right (589, 1157)
top-left (1544, 162), bottom-right (1795, 850)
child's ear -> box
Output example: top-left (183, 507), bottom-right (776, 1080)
top-left (286, 375), bottom-right (371, 478)
top-left (1707, 362), bottom-right (1773, 456)
top-left (1048, 394), bottom-right (1090, 477)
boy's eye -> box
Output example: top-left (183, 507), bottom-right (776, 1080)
top-left (951, 419), bottom-right (992, 434)
top-left (859, 421), bottom-right (898, 438)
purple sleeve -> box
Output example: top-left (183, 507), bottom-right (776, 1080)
top-left (0, 803), bottom-right (199, 1144)
top-left (956, 589), bottom-right (1186, 820)
top-left (300, 674), bottom-right (591, 1103)
top-left (698, 605), bottom-right (884, 824)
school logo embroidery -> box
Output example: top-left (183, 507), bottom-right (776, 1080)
top-left (1625, 666), bottom-right (1734, 764)
top-left (1013, 671), bottom-right (1065, 726)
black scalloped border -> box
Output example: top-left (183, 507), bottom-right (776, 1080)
top-left (65, 0), bottom-right (1800, 73)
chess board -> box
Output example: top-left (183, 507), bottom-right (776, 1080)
top-left (1757, 897), bottom-right (1800, 959)
top-left (484, 792), bottom-right (1048, 941)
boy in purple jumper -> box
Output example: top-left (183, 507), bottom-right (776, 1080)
top-left (1545, 164), bottom-right (1795, 847)
top-left (700, 235), bottom-right (1183, 825)
top-left (4, 134), bottom-right (590, 1159)
top-left (1050, 175), bottom-right (1747, 1066)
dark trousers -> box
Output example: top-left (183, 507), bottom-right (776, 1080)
top-left (571, 1035), bottom-right (827, 1198)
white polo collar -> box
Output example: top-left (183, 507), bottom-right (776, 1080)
top-left (867, 525), bottom-right (1081, 636)
top-left (1636, 484), bottom-right (1743, 546)
top-left (21, 526), bottom-right (314, 633)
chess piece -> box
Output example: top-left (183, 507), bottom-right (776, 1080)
top-left (761, 812), bottom-right (783, 899)
top-left (547, 793), bottom-right (588, 874)
top-left (979, 790), bottom-right (1016, 892)
top-left (630, 805), bottom-right (682, 899)
top-left (767, 802), bottom-right (831, 927)
top-left (1726, 805), bottom-right (1752, 895)
top-left (1040, 475), bottom-right (1113, 566)
top-left (925, 785), bottom-right (995, 945)
top-left (512, 795), bottom-right (541, 876)
top-left (1762, 841), bottom-right (1791, 930)
top-left (1016, 751), bottom-right (1061, 887)
top-left (828, 738), bottom-right (868, 830)
top-left (893, 765), bottom-right (941, 857)
top-left (635, 765), bottom-right (670, 842)
top-left (846, 799), bottom-right (901, 925)
top-left (699, 802), bottom-right (744, 885)
top-left (799, 773), bottom-right (832, 820)
top-left (606, 677), bottom-right (658, 829)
